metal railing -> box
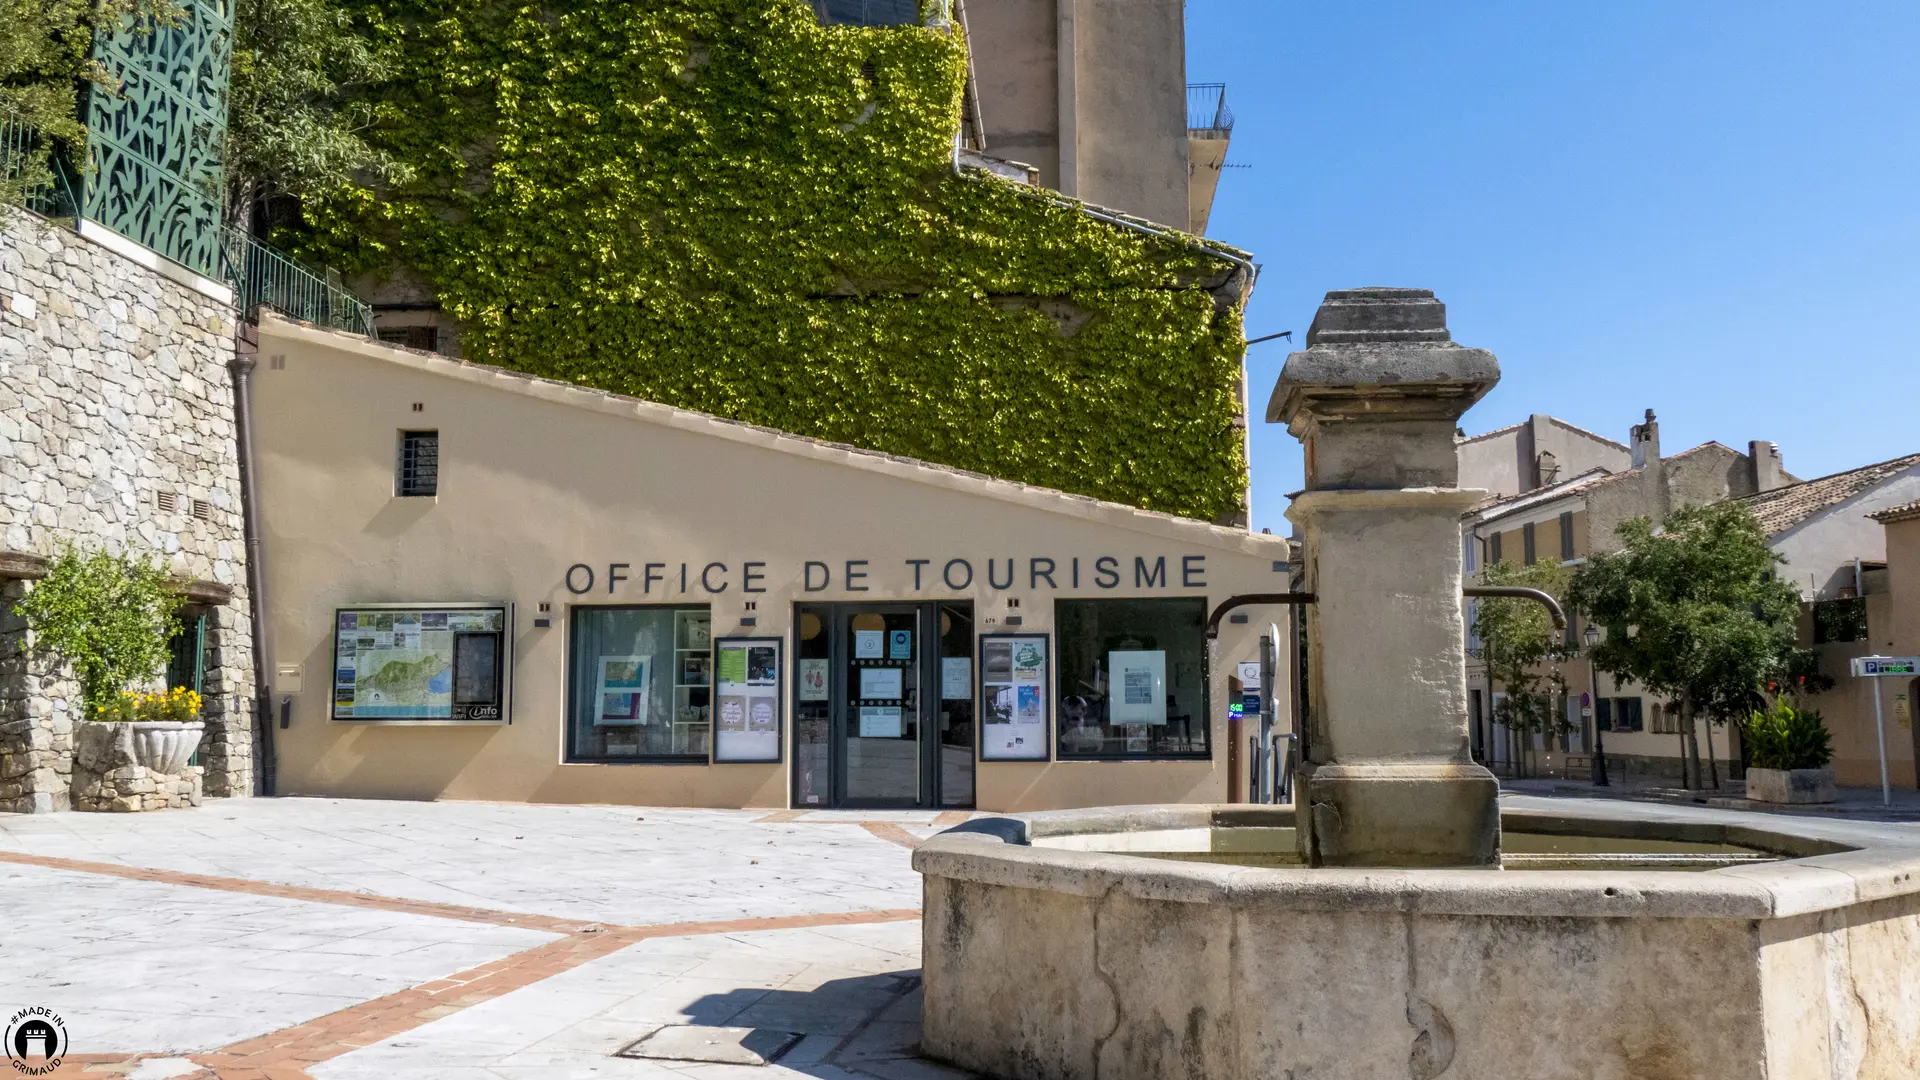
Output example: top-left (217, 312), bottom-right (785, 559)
top-left (222, 227), bottom-right (374, 335)
top-left (1187, 83), bottom-right (1234, 135)
top-left (1, 118), bottom-right (81, 219)
top-left (7, 120), bottom-right (373, 336)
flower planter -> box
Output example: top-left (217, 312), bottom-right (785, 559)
top-left (127, 720), bottom-right (206, 775)
top-left (73, 719), bottom-right (205, 812)
top-left (1745, 766), bottom-right (1837, 805)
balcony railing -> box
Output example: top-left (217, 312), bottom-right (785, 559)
top-left (222, 228), bottom-right (374, 336)
top-left (7, 120), bottom-right (373, 336)
top-left (1187, 83), bottom-right (1234, 136)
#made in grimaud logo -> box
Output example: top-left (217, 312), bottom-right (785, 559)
top-left (5, 1007), bottom-right (66, 1076)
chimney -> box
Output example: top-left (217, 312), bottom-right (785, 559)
top-left (1749, 440), bottom-right (1785, 492)
top-left (1630, 408), bottom-right (1660, 468)
top-left (1536, 449), bottom-right (1560, 487)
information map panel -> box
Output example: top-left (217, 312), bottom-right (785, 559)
top-left (333, 606), bottom-right (509, 722)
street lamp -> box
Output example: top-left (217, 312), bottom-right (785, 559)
top-left (1584, 623), bottom-right (1609, 787)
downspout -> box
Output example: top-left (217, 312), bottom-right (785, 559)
top-left (229, 328), bottom-right (276, 796)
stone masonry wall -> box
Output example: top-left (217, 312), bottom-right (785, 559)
top-left (0, 207), bottom-right (254, 811)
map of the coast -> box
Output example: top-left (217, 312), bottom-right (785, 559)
top-left (354, 650), bottom-right (453, 714)
top-left (333, 607), bottom-right (499, 719)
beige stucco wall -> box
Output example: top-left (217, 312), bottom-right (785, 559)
top-left (251, 317), bottom-right (1290, 811)
top-left (967, 0), bottom-right (1189, 228)
top-left (965, 0), bottom-right (1061, 187)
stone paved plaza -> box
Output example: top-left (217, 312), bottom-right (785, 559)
top-left (5, 794), bottom-right (1919, 1079)
top-left (0, 799), bottom-right (961, 1079)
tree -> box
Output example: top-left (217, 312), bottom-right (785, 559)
top-left (1566, 501), bottom-right (1807, 789)
top-left (11, 544), bottom-right (182, 715)
top-left (1471, 559), bottom-right (1571, 778)
top-left (223, 0), bottom-right (406, 227)
top-left (0, 0), bottom-right (177, 205)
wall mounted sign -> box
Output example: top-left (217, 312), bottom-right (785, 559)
top-left (561, 554), bottom-right (1216, 596)
top-left (714, 637), bottom-right (782, 763)
top-left (332, 604), bottom-right (509, 722)
top-left (980, 633), bottom-right (1049, 761)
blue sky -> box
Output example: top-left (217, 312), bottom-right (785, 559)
top-left (1186, 2), bottom-right (1920, 534)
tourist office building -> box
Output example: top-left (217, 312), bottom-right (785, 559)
top-left (252, 317), bottom-right (1292, 811)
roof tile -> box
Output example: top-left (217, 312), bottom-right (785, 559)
top-left (1739, 454), bottom-right (1920, 534)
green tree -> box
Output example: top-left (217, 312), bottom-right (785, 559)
top-left (11, 544), bottom-right (182, 716)
top-left (224, 0), bottom-right (406, 225)
top-left (1566, 501), bottom-right (1807, 789)
top-left (1471, 559), bottom-right (1571, 778)
top-left (0, 0), bottom-right (177, 205)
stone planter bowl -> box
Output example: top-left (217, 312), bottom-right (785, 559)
top-left (1746, 765), bottom-right (1838, 804)
top-left (127, 720), bottom-right (206, 775)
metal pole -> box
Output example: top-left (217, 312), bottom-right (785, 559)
top-left (1874, 678), bottom-right (1891, 808)
top-left (1590, 661), bottom-right (1609, 787)
top-left (1257, 632), bottom-right (1275, 803)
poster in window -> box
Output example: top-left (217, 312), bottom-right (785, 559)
top-left (889, 629), bottom-right (913, 660)
top-left (859, 667), bottom-right (903, 700)
top-left (941, 657), bottom-right (972, 700)
top-left (854, 630), bottom-right (884, 658)
top-left (798, 658), bottom-right (830, 702)
top-left (979, 634), bottom-right (1049, 761)
top-left (332, 605), bottom-right (509, 721)
top-left (859, 705), bottom-right (904, 737)
top-left (1108, 650), bottom-right (1167, 725)
top-left (595, 656), bottom-right (649, 726)
top-left (714, 637), bottom-right (781, 762)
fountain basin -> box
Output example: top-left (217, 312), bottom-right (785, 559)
top-left (914, 804), bottom-right (1920, 1080)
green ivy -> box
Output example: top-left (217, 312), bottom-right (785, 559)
top-left (300, 0), bottom-right (1249, 520)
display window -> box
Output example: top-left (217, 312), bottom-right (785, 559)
top-left (1054, 597), bottom-right (1210, 760)
top-left (568, 606), bottom-right (712, 762)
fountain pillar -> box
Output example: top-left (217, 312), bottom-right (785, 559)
top-left (1271, 288), bottom-right (1501, 867)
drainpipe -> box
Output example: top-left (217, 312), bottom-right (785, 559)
top-left (229, 330), bottom-right (276, 796)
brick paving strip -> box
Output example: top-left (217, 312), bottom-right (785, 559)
top-left (0, 851), bottom-right (918, 1080)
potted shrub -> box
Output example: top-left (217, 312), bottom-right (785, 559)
top-left (1740, 700), bottom-right (1836, 804)
top-left (11, 544), bottom-right (204, 776)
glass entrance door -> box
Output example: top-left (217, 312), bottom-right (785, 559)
top-left (842, 608), bottom-right (920, 805)
top-left (793, 602), bottom-right (974, 809)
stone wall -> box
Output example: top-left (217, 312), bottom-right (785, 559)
top-left (0, 207), bottom-right (254, 812)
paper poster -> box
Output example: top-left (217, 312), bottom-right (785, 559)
top-left (855, 630), bottom-right (884, 658)
top-left (748, 645), bottom-right (777, 683)
top-left (594, 656), bottom-right (649, 726)
top-left (941, 657), bottom-right (971, 700)
top-left (798, 658), bottom-right (830, 702)
top-left (859, 666), bottom-right (903, 700)
top-left (1108, 650), bottom-right (1167, 725)
top-left (859, 706), bottom-right (904, 738)
top-left (981, 635), bottom-right (1048, 761)
top-left (714, 638), bottom-right (781, 762)
top-left (889, 629), bottom-right (913, 660)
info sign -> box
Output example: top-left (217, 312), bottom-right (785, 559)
top-left (332, 604), bottom-right (509, 722)
top-left (1852, 657), bottom-right (1920, 678)
top-left (1848, 656), bottom-right (1920, 807)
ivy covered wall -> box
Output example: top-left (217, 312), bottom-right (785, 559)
top-left (304, 0), bottom-right (1253, 522)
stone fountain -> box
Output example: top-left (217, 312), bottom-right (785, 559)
top-left (914, 289), bottom-right (1920, 1079)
